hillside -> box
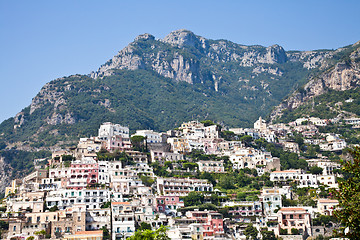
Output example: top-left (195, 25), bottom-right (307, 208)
top-left (0, 29), bottom-right (357, 150)
top-left (271, 41), bottom-right (360, 122)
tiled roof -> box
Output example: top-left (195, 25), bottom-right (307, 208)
top-left (112, 202), bottom-right (130, 205)
top-left (75, 230), bottom-right (103, 235)
top-left (279, 207), bottom-right (306, 212)
top-left (318, 199), bottom-right (338, 203)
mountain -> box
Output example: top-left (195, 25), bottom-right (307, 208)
top-left (0, 29), bottom-right (358, 150)
top-left (271, 41), bottom-right (360, 122)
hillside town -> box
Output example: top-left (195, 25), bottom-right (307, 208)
top-left (1, 116), bottom-right (358, 240)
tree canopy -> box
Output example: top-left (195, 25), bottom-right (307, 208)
top-left (332, 147), bottom-right (360, 239)
top-left (127, 225), bottom-right (170, 240)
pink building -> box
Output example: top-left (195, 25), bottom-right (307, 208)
top-left (186, 211), bottom-right (224, 238)
top-left (203, 138), bottom-right (223, 154)
top-left (156, 196), bottom-right (184, 213)
top-left (68, 161), bottom-right (99, 190)
top-left (105, 135), bottom-right (132, 152)
top-left (277, 207), bottom-right (311, 236)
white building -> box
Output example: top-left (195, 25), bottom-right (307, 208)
top-left (319, 139), bottom-right (347, 152)
top-left (150, 150), bottom-right (184, 163)
top-left (260, 188), bottom-right (283, 217)
top-left (198, 160), bottom-right (225, 173)
top-left (306, 159), bottom-right (341, 175)
top-left (317, 175), bottom-right (338, 188)
top-left (157, 177), bottom-right (213, 196)
top-left (85, 208), bottom-right (111, 231)
top-left (98, 122), bottom-right (130, 140)
top-left (270, 170), bottom-right (318, 188)
top-left (111, 202), bottom-right (135, 239)
top-left (254, 116), bottom-right (267, 131)
top-left (133, 130), bottom-right (162, 143)
top-left (46, 189), bottom-right (110, 210)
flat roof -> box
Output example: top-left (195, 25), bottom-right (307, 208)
top-left (272, 170), bottom-right (299, 173)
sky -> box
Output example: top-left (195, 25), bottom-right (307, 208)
top-left (1, 0), bottom-right (360, 122)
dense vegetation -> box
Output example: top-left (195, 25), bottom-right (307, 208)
top-left (0, 149), bottom-right (51, 178)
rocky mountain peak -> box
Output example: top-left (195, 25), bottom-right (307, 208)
top-left (134, 33), bottom-right (155, 42)
top-left (162, 29), bottom-right (203, 48)
top-left (265, 44), bottom-right (287, 64)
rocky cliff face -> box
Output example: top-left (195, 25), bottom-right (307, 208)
top-left (0, 157), bottom-right (12, 194)
top-left (90, 30), bottom-right (202, 84)
top-left (90, 29), bottom-right (293, 84)
top-left (271, 42), bottom-right (360, 120)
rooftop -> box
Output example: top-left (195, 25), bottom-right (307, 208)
top-left (279, 207), bottom-right (307, 212)
top-left (112, 202), bottom-right (131, 205)
top-left (75, 230), bottom-right (103, 235)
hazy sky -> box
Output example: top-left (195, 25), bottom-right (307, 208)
top-left (1, 0), bottom-right (360, 122)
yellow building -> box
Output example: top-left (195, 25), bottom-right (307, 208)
top-left (5, 179), bottom-right (20, 196)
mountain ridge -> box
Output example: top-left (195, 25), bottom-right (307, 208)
top-left (0, 29), bottom-right (359, 151)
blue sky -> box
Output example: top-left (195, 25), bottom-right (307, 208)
top-left (1, 0), bottom-right (360, 122)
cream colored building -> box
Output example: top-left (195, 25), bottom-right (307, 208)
top-left (317, 199), bottom-right (338, 216)
top-left (198, 160), bottom-right (225, 173)
top-left (254, 116), bottom-right (267, 131)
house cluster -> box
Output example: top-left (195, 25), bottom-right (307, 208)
top-left (274, 117), bottom-right (348, 152)
top-left (0, 118), bottom-right (345, 240)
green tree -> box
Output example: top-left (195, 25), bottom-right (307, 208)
top-left (101, 226), bottom-right (110, 240)
top-left (282, 195), bottom-right (297, 207)
top-left (260, 228), bottom-right (276, 240)
top-left (0, 220), bottom-right (9, 230)
top-left (279, 228), bottom-right (288, 235)
top-left (101, 201), bottom-right (111, 209)
top-left (201, 120), bottom-right (215, 127)
top-left (49, 205), bottom-right (58, 212)
top-left (140, 175), bottom-right (154, 187)
top-left (61, 154), bottom-right (75, 161)
top-left (332, 147), bottom-right (360, 239)
top-left (35, 230), bottom-right (47, 239)
top-left (240, 135), bottom-right (253, 147)
top-left (164, 161), bottom-right (173, 169)
top-left (127, 225), bottom-right (169, 240)
top-left (291, 228), bottom-right (300, 235)
top-left (139, 222), bottom-right (152, 231)
top-left (244, 224), bottom-right (258, 240)
top-left (310, 166), bottom-right (323, 175)
top-left (184, 192), bottom-right (204, 207)
top-left (199, 172), bottom-right (216, 186)
top-left (218, 175), bottom-right (235, 189)
top-left (131, 135), bottom-right (147, 152)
